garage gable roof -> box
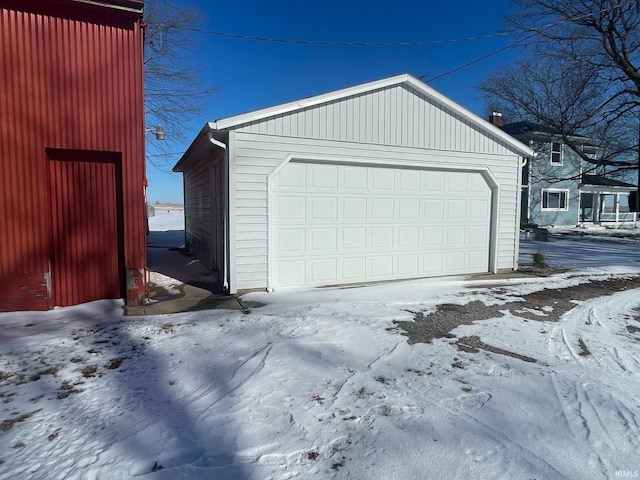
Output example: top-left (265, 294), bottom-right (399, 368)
top-left (208, 73), bottom-right (533, 158)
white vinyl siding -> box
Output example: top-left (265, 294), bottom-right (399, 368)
top-left (232, 132), bottom-right (520, 291)
top-left (233, 84), bottom-right (517, 156)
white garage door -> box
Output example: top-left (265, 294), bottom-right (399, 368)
top-left (270, 161), bottom-right (492, 288)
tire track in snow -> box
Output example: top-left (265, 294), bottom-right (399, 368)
top-left (331, 341), bottom-right (402, 401)
top-left (550, 372), bottom-right (640, 476)
top-left (193, 342), bottom-right (274, 419)
top-left (423, 391), bottom-right (568, 479)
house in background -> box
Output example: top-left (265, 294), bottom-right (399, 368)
top-left (0, 0), bottom-right (148, 311)
top-left (174, 74), bottom-right (533, 294)
top-left (490, 117), bottom-right (637, 227)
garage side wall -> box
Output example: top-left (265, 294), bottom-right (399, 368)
top-left (183, 149), bottom-right (225, 281)
top-left (232, 132), bottom-right (521, 291)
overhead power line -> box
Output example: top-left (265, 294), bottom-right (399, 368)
top-left (160, 4), bottom-right (622, 49)
top-left (154, 4), bottom-right (626, 84)
top-left (177, 27), bottom-right (514, 47)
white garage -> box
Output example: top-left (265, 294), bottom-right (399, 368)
top-left (174, 74), bottom-right (533, 294)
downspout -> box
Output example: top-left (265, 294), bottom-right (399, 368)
top-left (208, 132), bottom-right (230, 294)
top-left (514, 155), bottom-right (529, 271)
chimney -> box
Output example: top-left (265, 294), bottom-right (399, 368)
top-left (489, 112), bottom-right (503, 127)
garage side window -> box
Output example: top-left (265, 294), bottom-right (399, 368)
top-left (541, 189), bottom-right (568, 210)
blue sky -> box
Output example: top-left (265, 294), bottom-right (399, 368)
top-left (146, 0), bottom-right (520, 203)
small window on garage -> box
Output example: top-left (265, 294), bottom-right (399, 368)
top-left (551, 142), bottom-right (563, 165)
top-left (542, 189), bottom-right (568, 210)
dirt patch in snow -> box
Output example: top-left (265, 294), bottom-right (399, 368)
top-left (395, 275), bottom-right (640, 352)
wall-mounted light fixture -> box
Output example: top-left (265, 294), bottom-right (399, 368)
top-left (146, 125), bottom-right (165, 141)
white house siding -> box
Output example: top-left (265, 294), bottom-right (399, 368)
top-left (232, 132), bottom-right (521, 291)
top-left (233, 84), bottom-right (515, 156)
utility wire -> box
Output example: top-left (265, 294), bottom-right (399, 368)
top-left (422, 31), bottom-right (538, 82)
top-left (160, 5), bottom-right (622, 48)
top-left (177, 27), bottom-right (514, 46)
top-left (155, 3), bottom-right (625, 84)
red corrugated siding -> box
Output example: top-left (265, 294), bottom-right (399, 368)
top-left (0, 0), bottom-right (146, 311)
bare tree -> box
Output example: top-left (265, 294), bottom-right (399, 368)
top-left (143, 0), bottom-right (217, 171)
top-left (479, 0), bottom-right (640, 177)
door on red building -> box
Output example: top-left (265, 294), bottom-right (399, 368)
top-left (47, 149), bottom-right (125, 306)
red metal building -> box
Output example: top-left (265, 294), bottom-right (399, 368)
top-left (0, 0), bottom-right (148, 311)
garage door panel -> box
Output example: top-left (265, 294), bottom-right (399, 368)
top-left (399, 170), bottom-right (420, 191)
top-left (369, 227), bottom-right (393, 249)
top-left (309, 164), bottom-right (339, 190)
top-left (370, 198), bottom-right (394, 220)
top-left (467, 225), bottom-right (489, 245)
top-left (397, 254), bottom-right (419, 276)
top-left (467, 250), bottom-right (489, 270)
top-left (311, 258), bottom-right (338, 282)
top-left (278, 196), bottom-right (306, 221)
top-left (445, 225), bottom-right (466, 246)
top-left (342, 167), bottom-right (368, 190)
top-left (422, 171), bottom-right (445, 192)
top-left (276, 228), bottom-right (306, 253)
top-left (396, 226), bottom-right (420, 249)
top-left (276, 260), bottom-right (306, 286)
top-left (469, 199), bottom-right (491, 219)
top-left (422, 226), bottom-right (443, 247)
top-left (371, 168), bottom-right (395, 191)
top-left (446, 199), bottom-right (467, 219)
top-left (422, 253), bottom-right (443, 274)
top-left (447, 172), bottom-right (469, 193)
top-left (423, 199), bottom-right (444, 220)
top-left (397, 198), bottom-right (420, 219)
top-left (341, 257), bottom-right (366, 280)
top-left (310, 197), bottom-right (338, 220)
top-left (271, 162), bottom-right (492, 288)
top-left (342, 228), bottom-right (366, 249)
top-left (310, 228), bottom-right (337, 252)
top-left (343, 197), bottom-right (367, 219)
top-left (445, 252), bottom-right (465, 271)
top-left (371, 255), bottom-right (393, 278)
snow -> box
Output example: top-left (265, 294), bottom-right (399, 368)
top-left (2, 212), bottom-right (640, 479)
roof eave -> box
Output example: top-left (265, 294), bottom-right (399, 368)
top-left (172, 123), bottom-right (215, 172)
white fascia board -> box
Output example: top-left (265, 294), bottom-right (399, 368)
top-left (208, 74), bottom-right (534, 159)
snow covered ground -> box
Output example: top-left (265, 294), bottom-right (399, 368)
top-left (2, 211), bottom-right (640, 479)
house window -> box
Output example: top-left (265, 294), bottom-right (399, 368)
top-left (542, 189), bottom-right (568, 210)
top-left (551, 142), bottom-right (562, 165)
